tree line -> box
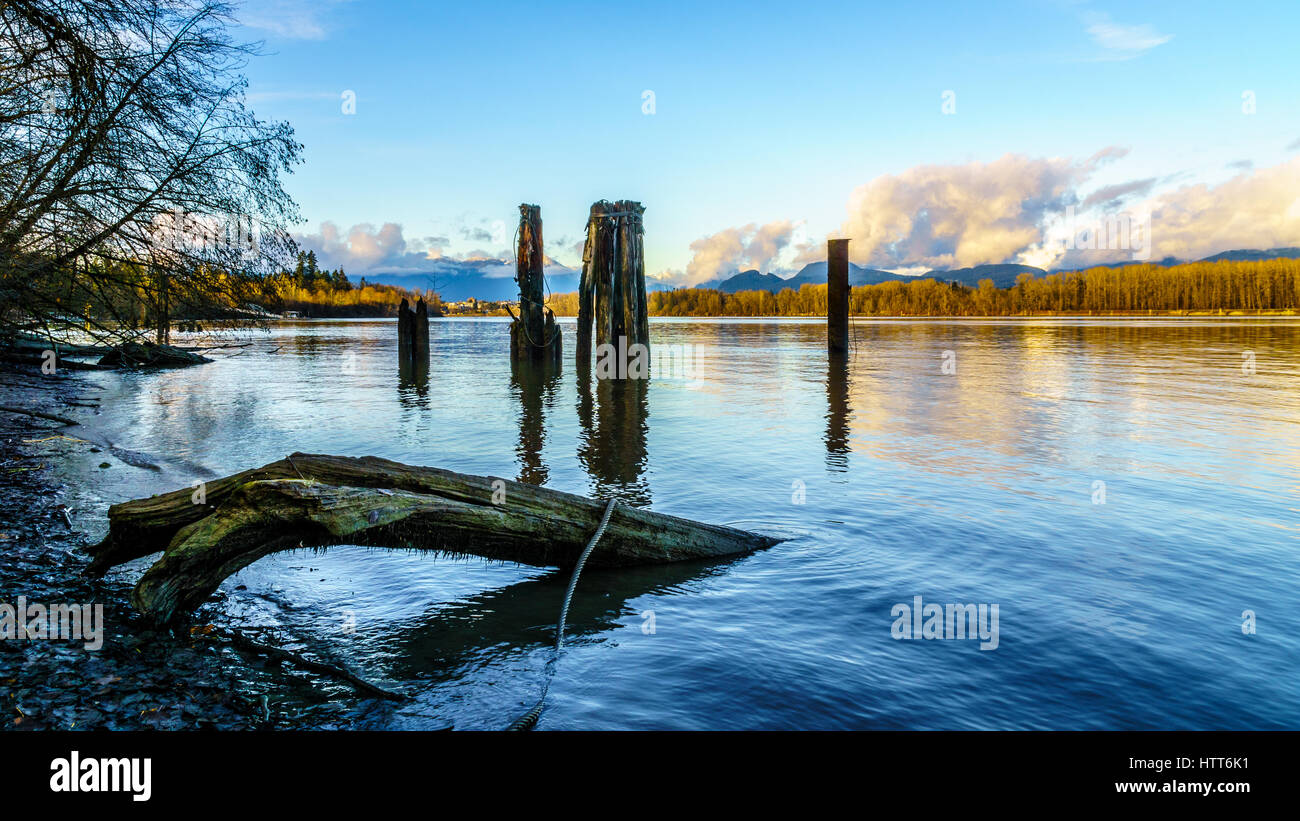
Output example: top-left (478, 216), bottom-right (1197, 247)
top-left (260, 251), bottom-right (440, 317)
top-left (544, 258), bottom-right (1300, 317)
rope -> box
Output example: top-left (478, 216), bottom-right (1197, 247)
top-left (506, 497), bottom-right (618, 731)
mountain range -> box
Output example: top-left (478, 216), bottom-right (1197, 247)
top-left (706, 261), bottom-right (1047, 293)
top-left (359, 248), bottom-right (1300, 301)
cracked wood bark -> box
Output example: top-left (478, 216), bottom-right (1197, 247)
top-left (827, 238), bottom-right (850, 355)
top-left (414, 297), bottom-right (429, 353)
top-left (87, 453), bottom-right (781, 624)
top-left (397, 297), bottom-right (412, 362)
top-left (579, 200), bottom-right (647, 361)
top-left (510, 203), bottom-right (561, 363)
top-left (576, 205), bottom-right (599, 362)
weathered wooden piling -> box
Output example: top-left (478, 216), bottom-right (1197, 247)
top-left (397, 296), bottom-right (412, 355)
top-left (414, 297), bottom-right (429, 352)
top-left (510, 204), bottom-right (562, 363)
top-left (827, 238), bottom-right (850, 355)
top-left (397, 296), bottom-right (429, 367)
top-left (577, 200), bottom-right (648, 364)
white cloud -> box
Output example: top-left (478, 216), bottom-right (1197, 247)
top-left (683, 220), bottom-right (796, 285)
top-left (1084, 15), bottom-right (1172, 60)
top-left (294, 222), bottom-right (448, 273)
top-left (1137, 158), bottom-right (1300, 261)
top-left (239, 0), bottom-right (347, 41)
top-left (1039, 159), bottom-right (1300, 268)
top-left (820, 152), bottom-right (1110, 270)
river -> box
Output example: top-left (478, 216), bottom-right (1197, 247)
top-left (55, 317), bottom-right (1300, 729)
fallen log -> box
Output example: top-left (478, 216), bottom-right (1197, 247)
top-left (88, 454), bottom-right (781, 624)
top-left (97, 341), bottom-right (212, 369)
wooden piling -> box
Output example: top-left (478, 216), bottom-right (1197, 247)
top-left (827, 238), bottom-right (850, 355)
top-left (414, 297), bottom-right (429, 352)
top-left (578, 200), bottom-right (648, 366)
top-left (397, 296), bottom-right (412, 360)
top-left (397, 296), bottom-right (429, 370)
top-left (510, 204), bottom-right (562, 363)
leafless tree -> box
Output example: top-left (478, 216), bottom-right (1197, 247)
top-left (0, 0), bottom-right (302, 347)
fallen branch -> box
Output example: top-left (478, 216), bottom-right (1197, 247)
top-left (194, 628), bottom-right (408, 701)
top-left (0, 405), bottom-right (79, 426)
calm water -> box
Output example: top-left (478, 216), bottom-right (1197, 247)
top-left (66, 317), bottom-right (1300, 729)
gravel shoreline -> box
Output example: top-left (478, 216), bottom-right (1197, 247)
top-left (0, 365), bottom-right (377, 731)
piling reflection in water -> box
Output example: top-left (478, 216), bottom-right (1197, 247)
top-left (577, 362), bottom-right (651, 507)
top-left (396, 342), bottom-right (429, 409)
top-left (826, 353), bottom-right (851, 471)
top-left (510, 359), bottom-right (561, 485)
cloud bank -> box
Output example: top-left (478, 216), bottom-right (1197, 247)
top-left (673, 152), bottom-right (1300, 279)
top-left (308, 156), bottom-right (1300, 288)
top-left (1140, 158), bottom-right (1300, 262)
top-left (294, 222), bottom-right (450, 274)
top-left (681, 220), bottom-right (796, 285)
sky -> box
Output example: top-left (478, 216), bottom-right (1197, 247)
top-left (234, 0), bottom-right (1300, 286)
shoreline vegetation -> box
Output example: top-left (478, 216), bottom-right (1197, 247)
top-left (264, 251), bottom-right (442, 319)
top-left (538, 258), bottom-right (1300, 318)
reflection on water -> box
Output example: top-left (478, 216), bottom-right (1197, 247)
top-left (510, 359), bottom-right (560, 485)
top-left (65, 317), bottom-right (1300, 729)
top-left (576, 361), bottom-right (650, 506)
top-left (825, 354), bottom-right (851, 471)
top-left (397, 332), bottom-right (430, 409)
top-left (386, 558), bottom-right (737, 685)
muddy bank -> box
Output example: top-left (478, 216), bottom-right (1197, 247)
top-left (0, 366), bottom-right (389, 730)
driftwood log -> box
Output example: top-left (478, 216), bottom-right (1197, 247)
top-left (97, 341), bottom-right (211, 368)
top-left (87, 454), bottom-right (780, 624)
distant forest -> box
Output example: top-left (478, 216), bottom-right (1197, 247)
top-left (265, 251), bottom-right (441, 318)
top-left (544, 258), bottom-right (1300, 317)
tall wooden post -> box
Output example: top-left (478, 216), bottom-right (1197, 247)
top-left (414, 296), bottom-right (429, 353)
top-left (511, 203), bottom-right (561, 363)
top-left (576, 206), bottom-right (599, 363)
top-left (827, 238), bottom-right (850, 356)
top-left (578, 200), bottom-right (648, 368)
top-left (397, 296), bottom-right (412, 360)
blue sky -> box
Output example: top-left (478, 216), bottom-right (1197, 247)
top-left (236, 0), bottom-right (1300, 284)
